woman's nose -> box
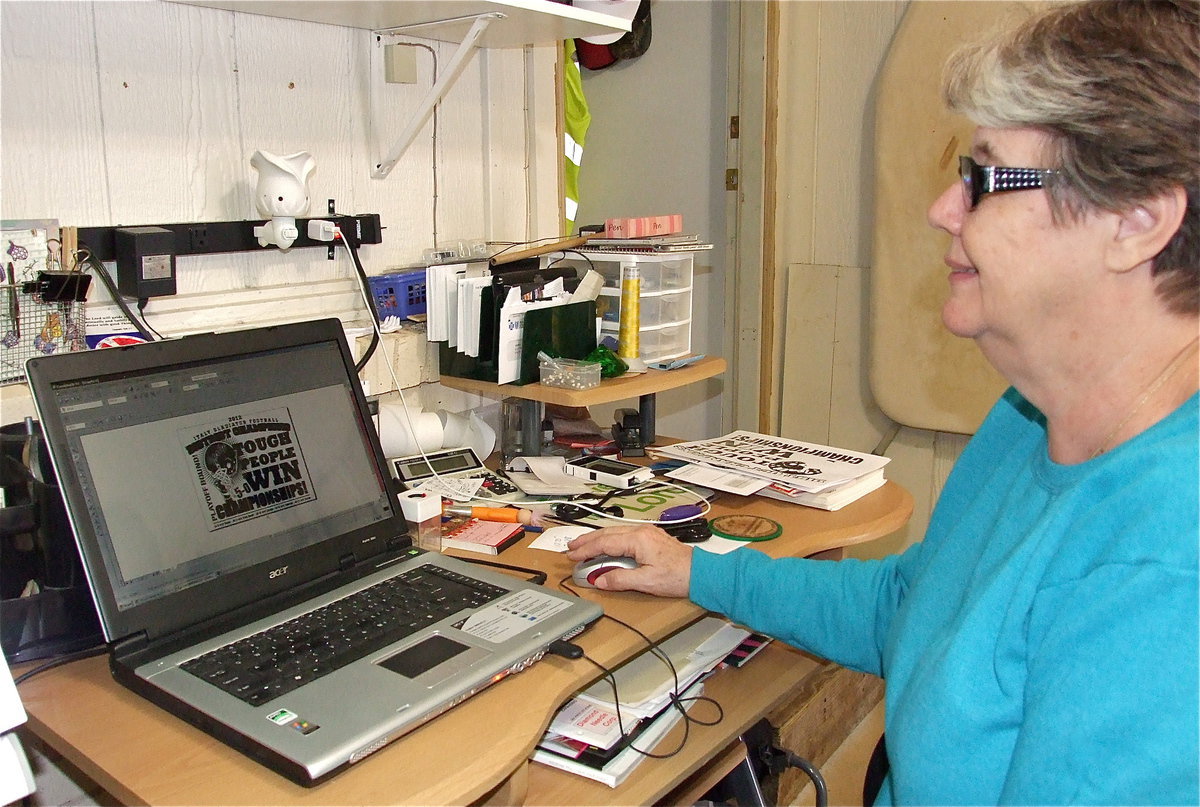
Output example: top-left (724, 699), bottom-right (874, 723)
top-left (928, 181), bottom-right (964, 234)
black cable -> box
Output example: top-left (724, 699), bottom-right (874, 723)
top-left (330, 222), bottom-right (379, 373)
top-left (577, 647), bottom-right (722, 761)
top-left (546, 248), bottom-right (595, 273)
top-left (13, 645), bottom-right (107, 686)
top-left (136, 298), bottom-right (166, 340)
top-left (554, 575), bottom-right (725, 761)
top-left (79, 246), bottom-right (155, 341)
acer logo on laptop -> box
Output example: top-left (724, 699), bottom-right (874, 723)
top-left (269, 566), bottom-right (289, 579)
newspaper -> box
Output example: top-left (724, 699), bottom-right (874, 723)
top-left (654, 430), bottom-right (890, 493)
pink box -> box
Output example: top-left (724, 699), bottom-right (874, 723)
top-left (605, 214), bottom-right (683, 238)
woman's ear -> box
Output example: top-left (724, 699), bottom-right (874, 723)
top-left (1110, 185), bottom-right (1187, 273)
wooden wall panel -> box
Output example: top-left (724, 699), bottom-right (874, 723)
top-left (810, 2), bottom-right (906, 269)
top-left (870, 2), bottom-right (1033, 434)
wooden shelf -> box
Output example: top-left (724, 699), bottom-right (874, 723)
top-left (172, 1), bottom-right (630, 46)
top-left (439, 355), bottom-right (727, 407)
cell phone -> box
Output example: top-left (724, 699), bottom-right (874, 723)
top-left (563, 454), bottom-right (655, 488)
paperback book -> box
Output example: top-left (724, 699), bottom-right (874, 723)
top-left (756, 468), bottom-right (888, 511)
top-left (439, 518), bottom-right (524, 555)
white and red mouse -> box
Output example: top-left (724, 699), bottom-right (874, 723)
top-left (571, 554), bottom-right (640, 588)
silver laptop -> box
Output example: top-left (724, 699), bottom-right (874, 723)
top-left (24, 318), bottom-right (600, 786)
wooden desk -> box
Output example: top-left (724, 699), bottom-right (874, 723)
top-left (15, 482), bottom-right (911, 806)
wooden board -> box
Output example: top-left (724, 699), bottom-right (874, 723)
top-left (869, 2), bottom-right (1037, 435)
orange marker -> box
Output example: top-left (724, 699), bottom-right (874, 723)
top-left (444, 505), bottom-right (535, 525)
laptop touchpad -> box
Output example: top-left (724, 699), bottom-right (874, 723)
top-left (379, 635), bottom-right (477, 680)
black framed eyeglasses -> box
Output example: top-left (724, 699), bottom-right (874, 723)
top-left (959, 155), bottom-right (1056, 210)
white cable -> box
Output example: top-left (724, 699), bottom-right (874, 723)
top-left (334, 228), bottom-right (710, 522)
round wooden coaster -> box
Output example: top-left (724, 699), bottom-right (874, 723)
top-left (708, 514), bottom-right (783, 542)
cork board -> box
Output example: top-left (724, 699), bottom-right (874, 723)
top-left (869, 1), bottom-right (1036, 434)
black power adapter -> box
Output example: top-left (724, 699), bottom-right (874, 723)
top-left (115, 226), bottom-right (176, 298)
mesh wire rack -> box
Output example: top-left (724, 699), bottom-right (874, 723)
top-left (1, 284), bottom-right (88, 384)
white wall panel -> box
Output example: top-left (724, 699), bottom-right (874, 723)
top-left (1, 1), bottom-right (560, 416)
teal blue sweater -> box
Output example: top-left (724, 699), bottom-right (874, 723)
top-left (691, 389), bottom-right (1199, 804)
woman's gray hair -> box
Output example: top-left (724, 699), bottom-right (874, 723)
top-left (943, 0), bottom-right (1199, 315)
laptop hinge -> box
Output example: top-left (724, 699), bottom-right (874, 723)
top-left (339, 553), bottom-right (357, 572)
top-left (110, 632), bottom-right (150, 663)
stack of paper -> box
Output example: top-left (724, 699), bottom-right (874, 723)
top-left (531, 618), bottom-right (749, 787)
top-left (532, 681), bottom-right (703, 787)
top-left (655, 430), bottom-right (890, 511)
top-left (582, 234), bottom-right (714, 254)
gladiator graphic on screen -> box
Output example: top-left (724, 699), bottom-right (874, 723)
top-left (184, 409), bottom-right (317, 529)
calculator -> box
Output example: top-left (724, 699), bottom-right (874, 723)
top-left (389, 447), bottom-right (523, 501)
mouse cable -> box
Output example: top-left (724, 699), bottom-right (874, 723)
top-left (578, 649), bottom-right (723, 761)
top-left (597, 610), bottom-right (726, 742)
top-left (544, 248), bottom-right (595, 273)
top-left (555, 575), bottom-right (725, 756)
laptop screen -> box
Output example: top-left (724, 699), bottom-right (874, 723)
top-left (41, 335), bottom-right (395, 615)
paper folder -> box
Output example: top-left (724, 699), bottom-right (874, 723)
top-left (438, 262), bottom-right (597, 386)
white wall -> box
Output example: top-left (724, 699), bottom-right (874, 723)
top-left (573, 0), bottom-right (729, 441)
top-left (1, 0), bottom-right (560, 425)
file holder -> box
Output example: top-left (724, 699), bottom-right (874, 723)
top-left (438, 260), bottom-right (596, 386)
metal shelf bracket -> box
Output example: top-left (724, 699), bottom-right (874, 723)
top-left (371, 12), bottom-right (503, 180)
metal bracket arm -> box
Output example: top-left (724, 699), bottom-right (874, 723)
top-left (371, 13), bottom-right (502, 180)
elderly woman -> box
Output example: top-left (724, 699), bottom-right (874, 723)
top-left (567, 0), bottom-right (1199, 803)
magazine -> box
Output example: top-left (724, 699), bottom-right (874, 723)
top-left (653, 430), bottom-right (890, 493)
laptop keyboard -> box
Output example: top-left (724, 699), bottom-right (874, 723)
top-left (181, 565), bottom-right (508, 706)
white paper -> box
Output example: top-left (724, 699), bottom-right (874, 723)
top-left (0, 654), bottom-right (26, 734)
top-left (665, 463), bottom-right (771, 495)
top-left (413, 475), bottom-right (483, 501)
top-left (529, 525), bottom-right (593, 552)
top-left (0, 734), bottom-right (34, 804)
top-left (445, 267), bottom-right (462, 349)
top-left (458, 275), bottom-right (490, 357)
top-left (510, 456), bottom-right (594, 493)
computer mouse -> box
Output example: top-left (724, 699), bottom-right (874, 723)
top-left (571, 554), bottom-right (640, 588)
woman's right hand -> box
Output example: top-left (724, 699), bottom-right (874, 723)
top-left (565, 524), bottom-right (693, 597)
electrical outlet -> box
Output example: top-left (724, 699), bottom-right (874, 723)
top-left (189, 225), bottom-right (209, 251)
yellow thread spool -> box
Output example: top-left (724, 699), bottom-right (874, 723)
top-left (617, 261), bottom-right (640, 362)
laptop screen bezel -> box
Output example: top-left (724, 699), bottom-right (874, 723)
top-left (25, 318), bottom-right (413, 648)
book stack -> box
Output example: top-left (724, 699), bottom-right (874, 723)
top-left (654, 430), bottom-right (891, 511)
top-left (531, 618), bottom-right (749, 787)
